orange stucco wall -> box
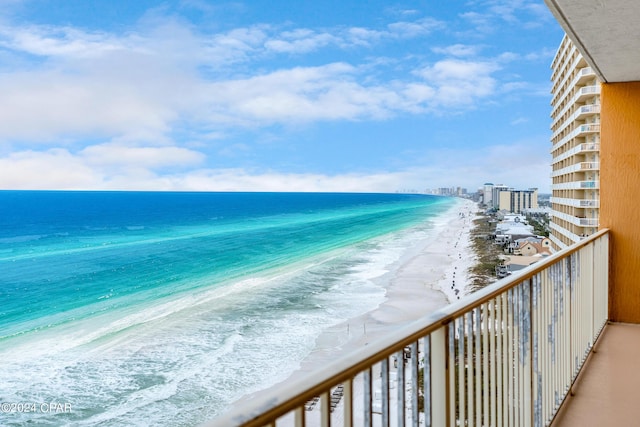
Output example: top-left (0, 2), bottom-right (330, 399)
top-left (600, 82), bottom-right (640, 323)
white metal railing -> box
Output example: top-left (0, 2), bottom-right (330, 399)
top-left (551, 123), bottom-right (600, 153)
top-left (551, 162), bottom-right (599, 178)
top-left (578, 123), bottom-right (600, 134)
top-left (550, 80), bottom-right (600, 125)
top-left (552, 180), bottom-right (599, 190)
top-left (551, 143), bottom-right (600, 166)
top-left (552, 211), bottom-right (599, 229)
top-left (550, 197), bottom-right (599, 208)
top-left (550, 50), bottom-right (580, 99)
top-left (578, 104), bottom-right (600, 115)
top-left (550, 103), bottom-right (600, 141)
top-left (204, 230), bottom-right (609, 427)
top-left (550, 65), bottom-right (593, 117)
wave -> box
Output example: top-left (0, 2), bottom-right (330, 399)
top-left (0, 192), bottom-right (458, 425)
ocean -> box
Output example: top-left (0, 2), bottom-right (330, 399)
top-left (0, 191), bottom-right (456, 426)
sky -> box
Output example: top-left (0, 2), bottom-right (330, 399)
top-left (0, 0), bottom-right (565, 193)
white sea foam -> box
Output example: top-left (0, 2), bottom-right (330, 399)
top-left (0, 201), bottom-right (461, 426)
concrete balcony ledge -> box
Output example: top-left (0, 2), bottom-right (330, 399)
top-left (551, 322), bottom-right (640, 427)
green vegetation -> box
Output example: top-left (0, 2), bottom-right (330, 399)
top-left (526, 214), bottom-right (550, 237)
top-left (468, 211), bottom-right (503, 293)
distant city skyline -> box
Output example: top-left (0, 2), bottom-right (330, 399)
top-left (0, 1), bottom-right (563, 192)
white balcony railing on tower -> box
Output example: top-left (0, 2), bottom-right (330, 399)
top-left (205, 230), bottom-right (610, 427)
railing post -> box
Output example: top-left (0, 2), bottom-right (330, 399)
top-left (382, 358), bottom-right (390, 427)
top-left (524, 279), bottom-right (532, 427)
top-left (397, 349), bottom-right (406, 427)
top-left (423, 336), bottom-right (431, 427)
top-left (430, 326), bottom-right (447, 427)
top-left (364, 368), bottom-right (372, 427)
top-left (411, 341), bottom-right (419, 427)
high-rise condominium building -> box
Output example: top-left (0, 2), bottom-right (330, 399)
top-left (549, 35), bottom-right (601, 251)
top-left (497, 188), bottom-right (538, 214)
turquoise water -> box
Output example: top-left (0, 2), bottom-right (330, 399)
top-left (0, 191), bottom-right (455, 426)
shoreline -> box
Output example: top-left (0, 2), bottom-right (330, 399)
top-left (232, 197), bottom-right (479, 414)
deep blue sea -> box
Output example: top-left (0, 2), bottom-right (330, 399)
top-left (0, 191), bottom-right (455, 426)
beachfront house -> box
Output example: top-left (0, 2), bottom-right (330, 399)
top-left (205, 2), bottom-right (640, 426)
top-left (510, 237), bottom-right (552, 256)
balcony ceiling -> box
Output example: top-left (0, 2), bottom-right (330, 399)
top-left (545, 0), bottom-right (640, 83)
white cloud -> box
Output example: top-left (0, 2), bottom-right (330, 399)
top-left (460, 0), bottom-right (555, 33)
top-left (0, 7), bottom-right (554, 193)
top-left (206, 26), bottom-right (269, 65)
top-left (346, 27), bottom-right (385, 47)
top-left (510, 117), bottom-right (529, 125)
top-left (432, 44), bottom-right (482, 57)
top-left (0, 25), bottom-right (124, 58)
top-left (387, 18), bottom-right (443, 38)
top-left (204, 63), bottom-right (403, 123)
top-left (0, 66), bottom-right (187, 142)
top-left (416, 59), bottom-right (499, 107)
top-left (0, 144), bottom-right (203, 190)
top-left (459, 11), bottom-right (494, 34)
top-left (0, 15), bottom-right (467, 145)
top-left (81, 144), bottom-right (204, 168)
top-left (0, 149), bottom-right (103, 189)
top-left (0, 138), bottom-right (551, 193)
top-left (264, 29), bottom-right (337, 54)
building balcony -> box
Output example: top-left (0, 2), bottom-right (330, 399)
top-left (551, 104), bottom-right (600, 141)
top-left (551, 197), bottom-right (600, 208)
top-left (549, 221), bottom-right (585, 248)
top-left (551, 83), bottom-right (600, 122)
top-left (550, 323), bottom-right (640, 427)
top-left (205, 231), bottom-right (612, 427)
top-left (551, 65), bottom-right (594, 110)
top-left (575, 85), bottom-right (601, 102)
top-left (551, 124), bottom-right (600, 153)
top-left (576, 123), bottom-right (600, 135)
top-left (575, 103), bottom-right (600, 119)
top-left (551, 143), bottom-right (600, 166)
top-left (547, 222), bottom-right (595, 250)
top-left (550, 54), bottom-right (580, 99)
top-left (548, 229), bottom-right (567, 250)
top-left (551, 162), bottom-right (600, 177)
top-left (552, 210), bottom-right (599, 228)
top-left (551, 42), bottom-right (577, 79)
top-left (552, 180), bottom-right (599, 190)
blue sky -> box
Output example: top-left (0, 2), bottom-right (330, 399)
top-left (0, 0), bottom-right (564, 193)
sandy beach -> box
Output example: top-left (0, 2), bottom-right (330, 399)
top-left (228, 197), bottom-right (479, 425)
top-left (293, 197), bottom-right (477, 372)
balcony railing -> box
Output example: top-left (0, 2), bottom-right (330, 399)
top-left (205, 230), bottom-right (609, 427)
top-left (577, 123), bottom-right (600, 134)
top-left (551, 162), bottom-right (599, 177)
top-left (550, 65), bottom-right (595, 118)
top-left (578, 104), bottom-right (600, 115)
top-left (551, 211), bottom-right (600, 229)
top-left (551, 143), bottom-right (600, 166)
top-left (550, 197), bottom-right (600, 208)
top-left (551, 104), bottom-right (600, 141)
top-left (552, 124), bottom-right (600, 153)
top-left (552, 180), bottom-right (599, 190)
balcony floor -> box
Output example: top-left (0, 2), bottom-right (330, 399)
top-left (551, 322), bottom-right (640, 427)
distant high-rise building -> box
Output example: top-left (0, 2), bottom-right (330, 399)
top-left (549, 35), bottom-right (601, 251)
top-left (494, 188), bottom-right (538, 213)
top-left (483, 183), bottom-right (493, 206)
top-left (491, 185), bottom-right (509, 209)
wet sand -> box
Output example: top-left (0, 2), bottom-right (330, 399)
top-left (226, 198), bottom-right (478, 425)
